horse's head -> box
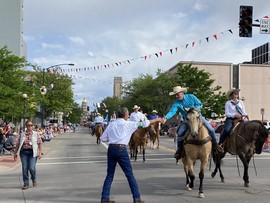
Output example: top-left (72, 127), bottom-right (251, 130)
top-left (186, 108), bottom-right (201, 138)
top-left (255, 122), bottom-right (269, 154)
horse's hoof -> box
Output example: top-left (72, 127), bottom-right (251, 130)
top-left (244, 183), bottom-right (249, 187)
top-left (221, 179), bottom-right (225, 183)
top-left (186, 185), bottom-right (192, 191)
top-left (198, 193), bottom-right (204, 198)
top-left (176, 162), bottom-right (179, 165)
top-left (211, 172), bottom-right (215, 178)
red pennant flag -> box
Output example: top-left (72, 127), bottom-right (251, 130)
top-left (175, 47), bottom-right (178, 52)
top-left (159, 52), bottom-right (162, 56)
top-left (144, 56), bottom-right (147, 60)
top-left (213, 34), bottom-right (217, 40)
top-left (192, 42), bottom-right (195, 47)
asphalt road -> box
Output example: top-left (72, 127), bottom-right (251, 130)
top-left (0, 126), bottom-right (270, 203)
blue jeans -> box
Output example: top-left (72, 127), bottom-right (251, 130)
top-left (20, 150), bottom-right (37, 186)
top-left (101, 145), bottom-right (141, 201)
top-left (176, 115), bottom-right (217, 149)
top-left (219, 118), bottom-right (234, 144)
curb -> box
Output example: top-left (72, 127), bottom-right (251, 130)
top-left (0, 155), bottom-right (20, 173)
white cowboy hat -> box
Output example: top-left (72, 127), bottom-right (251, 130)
top-left (133, 105), bottom-right (140, 109)
top-left (152, 110), bottom-right (158, 113)
top-left (169, 86), bottom-right (187, 96)
top-left (227, 88), bottom-right (240, 99)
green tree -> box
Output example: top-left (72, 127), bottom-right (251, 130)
top-left (68, 102), bottom-right (83, 124)
top-left (173, 63), bottom-right (227, 118)
top-left (0, 46), bottom-right (36, 124)
top-left (31, 66), bottom-right (75, 121)
top-left (122, 69), bottom-right (178, 116)
top-left (123, 64), bottom-right (226, 119)
top-left (100, 96), bottom-right (123, 117)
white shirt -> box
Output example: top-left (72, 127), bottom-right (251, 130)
top-left (101, 118), bottom-right (150, 145)
top-left (129, 111), bottom-right (146, 122)
top-left (93, 116), bottom-right (104, 124)
top-left (225, 99), bottom-right (248, 118)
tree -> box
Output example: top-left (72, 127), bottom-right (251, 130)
top-left (0, 46), bottom-right (36, 124)
top-left (173, 63), bottom-right (227, 118)
top-left (31, 66), bottom-right (75, 121)
top-left (68, 102), bottom-right (83, 124)
top-left (122, 69), bottom-right (178, 116)
top-left (123, 64), bottom-right (226, 119)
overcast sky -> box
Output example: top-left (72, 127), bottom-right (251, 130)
top-left (23, 0), bottom-right (270, 110)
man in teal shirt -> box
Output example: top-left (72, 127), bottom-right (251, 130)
top-left (164, 86), bottom-right (222, 160)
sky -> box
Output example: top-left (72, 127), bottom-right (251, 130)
top-left (23, 0), bottom-right (270, 110)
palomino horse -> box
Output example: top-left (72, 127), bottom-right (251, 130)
top-left (211, 120), bottom-right (268, 187)
top-left (148, 122), bottom-right (160, 149)
top-left (129, 128), bottom-right (148, 162)
top-left (182, 108), bottom-right (212, 198)
top-left (95, 124), bottom-right (103, 145)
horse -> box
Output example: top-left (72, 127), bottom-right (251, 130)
top-left (95, 124), bottom-right (103, 145)
top-left (148, 122), bottom-right (160, 149)
top-left (211, 120), bottom-right (268, 187)
top-left (129, 127), bottom-right (148, 162)
top-left (182, 108), bottom-right (212, 198)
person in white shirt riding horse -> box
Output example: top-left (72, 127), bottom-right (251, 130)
top-left (218, 88), bottom-right (248, 146)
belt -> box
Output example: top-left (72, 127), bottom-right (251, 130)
top-left (109, 144), bottom-right (126, 148)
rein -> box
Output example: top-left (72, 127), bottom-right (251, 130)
top-left (234, 124), bottom-right (258, 177)
top-left (185, 120), bottom-right (212, 145)
top-left (185, 136), bottom-right (212, 145)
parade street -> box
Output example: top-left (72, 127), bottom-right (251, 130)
top-left (0, 126), bottom-right (270, 203)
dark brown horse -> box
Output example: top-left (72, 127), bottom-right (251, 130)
top-left (95, 124), bottom-right (103, 145)
top-left (182, 108), bottom-right (212, 198)
top-left (211, 120), bottom-right (268, 187)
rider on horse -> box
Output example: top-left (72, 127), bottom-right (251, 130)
top-left (218, 88), bottom-right (248, 146)
top-left (92, 113), bottom-right (105, 135)
top-left (163, 86), bottom-right (223, 160)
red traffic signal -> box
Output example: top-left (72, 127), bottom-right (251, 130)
top-left (239, 5), bottom-right (253, 37)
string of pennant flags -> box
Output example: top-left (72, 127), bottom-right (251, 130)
top-left (56, 15), bottom-right (269, 78)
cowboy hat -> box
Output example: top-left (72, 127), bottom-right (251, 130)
top-left (169, 86), bottom-right (187, 96)
top-left (133, 105), bottom-right (140, 109)
top-left (151, 110), bottom-right (158, 113)
top-left (227, 88), bottom-right (240, 99)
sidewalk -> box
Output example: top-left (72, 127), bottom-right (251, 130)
top-left (0, 154), bottom-right (20, 173)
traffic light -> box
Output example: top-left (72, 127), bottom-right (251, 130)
top-left (239, 5), bottom-right (253, 37)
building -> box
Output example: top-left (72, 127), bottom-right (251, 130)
top-left (113, 77), bottom-right (123, 99)
top-left (81, 97), bottom-right (90, 124)
top-left (252, 42), bottom-right (270, 64)
top-left (168, 61), bottom-right (270, 121)
top-left (0, 0), bottom-right (26, 57)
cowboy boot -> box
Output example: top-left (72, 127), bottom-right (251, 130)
top-left (101, 200), bottom-right (115, 203)
top-left (133, 200), bottom-right (145, 203)
top-left (174, 141), bottom-right (184, 160)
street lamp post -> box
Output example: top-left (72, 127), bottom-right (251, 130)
top-left (22, 93), bottom-right (28, 131)
top-left (41, 63), bottom-right (75, 128)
